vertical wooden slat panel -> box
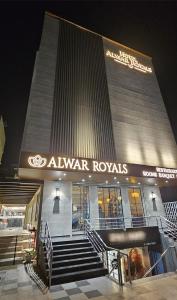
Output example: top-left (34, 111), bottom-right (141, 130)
top-left (50, 19), bottom-right (116, 161)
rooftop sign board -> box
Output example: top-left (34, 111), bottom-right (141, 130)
top-left (106, 49), bottom-right (152, 74)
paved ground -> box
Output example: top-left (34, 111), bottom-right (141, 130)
top-left (0, 264), bottom-right (177, 300)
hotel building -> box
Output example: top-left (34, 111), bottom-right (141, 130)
top-left (2, 12), bottom-right (177, 284)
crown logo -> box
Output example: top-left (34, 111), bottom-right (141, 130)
top-left (28, 154), bottom-right (47, 168)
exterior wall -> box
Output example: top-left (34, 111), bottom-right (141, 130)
top-left (41, 181), bottom-right (72, 236)
top-left (0, 116), bottom-right (5, 164)
top-left (21, 13), bottom-right (177, 169)
top-left (142, 186), bottom-right (165, 227)
top-left (121, 186), bottom-right (132, 228)
top-left (21, 16), bottom-right (59, 153)
top-left (103, 38), bottom-right (177, 168)
top-left (24, 188), bottom-right (41, 229)
top-left (89, 186), bottom-right (99, 221)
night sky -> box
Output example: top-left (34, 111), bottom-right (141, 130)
top-left (1, 1), bottom-right (177, 168)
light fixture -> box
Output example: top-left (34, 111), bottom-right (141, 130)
top-left (53, 188), bottom-right (61, 214)
top-left (105, 180), bottom-right (108, 184)
top-left (55, 188), bottom-right (61, 198)
top-left (138, 182), bottom-right (141, 185)
top-left (63, 173), bottom-right (66, 176)
top-left (98, 200), bottom-right (103, 205)
top-left (131, 192), bottom-right (139, 198)
top-left (165, 180), bottom-right (169, 183)
top-left (126, 177), bottom-right (129, 181)
top-left (82, 179), bottom-right (85, 182)
top-left (58, 178), bottom-right (62, 181)
top-left (154, 183), bottom-right (157, 186)
top-left (117, 196), bottom-right (122, 202)
top-left (151, 191), bottom-right (157, 211)
top-left (106, 198), bottom-right (110, 203)
top-left (88, 175), bottom-right (92, 178)
top-left (114, 177), bottom-right (117, 180)
top-left (117, 181), bottom-right (120, 184)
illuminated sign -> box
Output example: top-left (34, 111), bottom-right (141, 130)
top-left (27, 154), bottom-right (128, 175)
top-left (21, 152), bottom-right (177, 180)
top-left (142, 167), bottom-right (177, 180)
top-left (28, 154), bottom-right (47, 168)
top-left (106, 49), bottom-right (152, 74)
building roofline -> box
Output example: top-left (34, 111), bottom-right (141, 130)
top-left (46, 11), bottom-right (152, 60)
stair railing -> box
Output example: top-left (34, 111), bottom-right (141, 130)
top-left (84, 219), bottom-right (131, 285)
top-left (40, 221), bottom-right (53, 287)
top-left (156, 216), bottom-right (177, 242)
top-left (13, 235), bottom-right (18, 265)
top-left (143, 245), bottom-right (177, 278)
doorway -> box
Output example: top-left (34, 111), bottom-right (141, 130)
top-left (98, 187), bottom-right (123, 228)
top-left (128, 188), bottom-right (145, 227)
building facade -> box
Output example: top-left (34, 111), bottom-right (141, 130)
top-left (0, 116), bottom-right (5, 165)
top-left (18, 14), bottom-right (177, 275)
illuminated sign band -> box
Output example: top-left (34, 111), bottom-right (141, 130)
top-left (21, 152), bottom-right (177, 180)
top-left (142, 167), bottom-right (177, 180)
top-left (106, 50), bottom-right (152, 74)
top-left (27, 154), bottom-right (128, 175)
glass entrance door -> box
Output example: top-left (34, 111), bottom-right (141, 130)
top-left (98, 187), bottom-right (123, 228)
top-left (72, 185), bottom-right (89, 231)
top-left (128, 188), bottom-right (145, 227)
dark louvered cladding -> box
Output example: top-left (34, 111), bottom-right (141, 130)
top-left (50, 20), bottom-right (116, 161)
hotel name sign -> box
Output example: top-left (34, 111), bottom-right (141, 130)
top-left (20, 152), bottom-right (177, 180)
top-left (27, 154), bottom-right (128, 174)
top-left (106, 49), bottom-right (152, 74)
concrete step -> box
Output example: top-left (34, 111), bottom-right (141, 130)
top-left (51, 267), bottom-right (108, 285)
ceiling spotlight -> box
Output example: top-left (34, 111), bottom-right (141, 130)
top-left (64, 173), bottom-right (66, 176)
top-left (126, 178), bottom-right (129, 181)
top-left (105, 180), bottom-right (108, 184)
top-left (138, 182), bottom-right (141, 185)
top-left (58, 178), bottom-right (62, 181)
top-left (155, 183), bottom-right (157, 186)
top-left (117, 181), bottom-right (120, 184)
top-left (82, 179), bottom-right (85, 182)
top-left (165, 180), bottom-right (169, 183)
top-left (114, 177), bottom-right (117, 180)
top-left (88, 175), bottom-right (92, 178)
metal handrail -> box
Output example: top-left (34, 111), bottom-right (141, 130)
top-left (85, 219), bottom-right (132, 285)
top-left (143, 245), bottom-right (176, 278)
top-left (155, 216), bottom-right (177, 242)
top-left (90, 215), bottom-right (158, 230)
top-left (13, 235), bottom-right (18, 265)
top-left (40, 221), bottom-right (53, 287)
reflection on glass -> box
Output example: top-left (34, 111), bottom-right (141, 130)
top-left (128, 188), bottom-right (144, 217)
top-left (98, 187), bottom-right (123, 218)
top-left (72, 185), bottom-right (89, 231)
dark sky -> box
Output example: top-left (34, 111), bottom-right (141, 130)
top-left (1, 1), bottom-right (177, 168)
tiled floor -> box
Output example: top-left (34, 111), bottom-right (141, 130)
top-left (0, 264), bottom-right (177, 300)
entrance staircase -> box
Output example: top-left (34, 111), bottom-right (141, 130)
top-left (47, 238), bottom-right (108, 285)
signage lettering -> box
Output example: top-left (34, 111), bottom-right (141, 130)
top-left (142, 167), bottom-right (177, 180)
top-left (106, 49), bottom-right (152, 74)
top-left (26, 153), bottom-right (177, 180)
top-left (27, 154), bottom-right (128, 175)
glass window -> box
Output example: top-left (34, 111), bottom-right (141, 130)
top-left (72, 185), bottom-right (89, 231)
top-left (128, 188), bottom-right (144, 217)
top-left (97, 187), bottom-right (123, 218)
